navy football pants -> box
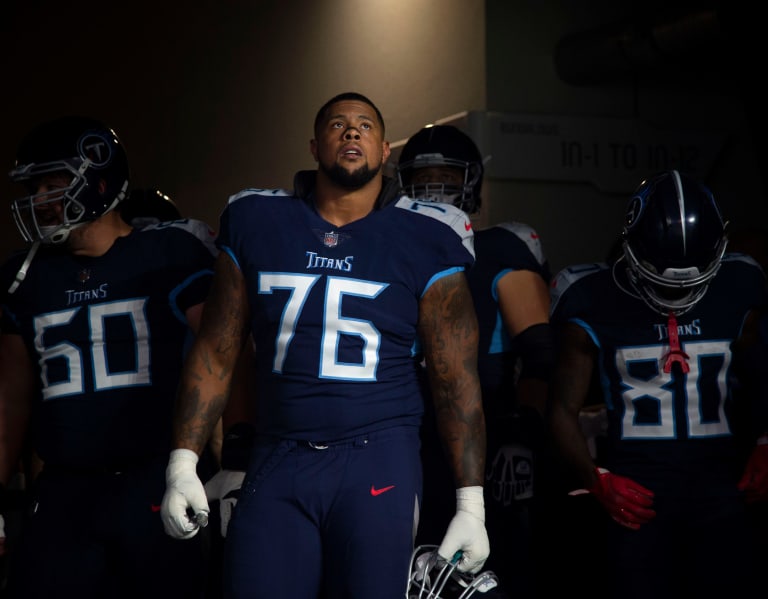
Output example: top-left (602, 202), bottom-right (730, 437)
top-left (222, 425), bottom-right (422, 598)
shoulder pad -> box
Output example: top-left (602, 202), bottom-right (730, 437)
top-left (495, 221), bottom-right (547, 266)
top-left (394, 197), bottom-right (474, 258)
top-left (227, 187), bottom-right (293, 206)
top-left (550, 262), bottom-right (607, 311)
top-left (141, 218), bottom-right (218, 257)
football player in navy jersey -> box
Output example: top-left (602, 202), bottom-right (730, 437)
top-left (397, 125), bottom-right (554, 596)
top-left (160, 92), bottom-right (489, 598)
top-left (0, 116), bottom-right (218, 598)
top-left (547, 170), bottom-right (768, 599)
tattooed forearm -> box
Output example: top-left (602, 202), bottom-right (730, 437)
top-left (172, 252), bottom-right (251, 453)
top-left (419, 272), bottom-right (485, 488)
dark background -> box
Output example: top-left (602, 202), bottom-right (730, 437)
top-left (1, 0), bottom-right (763, 272)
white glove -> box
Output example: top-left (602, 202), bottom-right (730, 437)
top-left (204, 469), bottom-right (246, 537)
top-left (437, 486), bottom-right (490, 574)
top-left (161, 448), bottom-right (209, 540)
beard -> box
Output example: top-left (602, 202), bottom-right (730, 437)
top-left (319, 160), bottom-right (381, 189)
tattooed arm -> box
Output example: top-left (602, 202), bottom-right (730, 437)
top-left (418, 270), bottom-right (488, 572)
top-left (418, 270), bottom-right (485, 487)
top-left (173, 251), bottom-right (252, 454)
top-left (162, 252), bottom-right (252, 539)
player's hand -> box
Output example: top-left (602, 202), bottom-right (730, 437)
top-left (161, 448), bottom-right (210, 540)
top-left (437, 486), bottom-right (490, 574)
top-left (574, 467), bottom-right (655, 530)
top-left (738, 436), bottom-right (768, 503)
top-left (204, 469), bottom-right (246, 537)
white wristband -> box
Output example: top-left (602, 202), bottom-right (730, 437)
top-left (169, 448), bottom-right (199, 465)
top-left (167, 448), bottom-right (199, 480)
top-left (757, 434), bottom-right (768, 446)
top-left (456, 486), bottom-right (485, 523)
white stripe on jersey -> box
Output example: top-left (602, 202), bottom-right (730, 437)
top-left (393, 196), bottom-right (475, 259)
top-left (228, 187), bottom-right (293, 206)
top-left (141, 218), bottom-right (218, 257)
top-left (550, 262), bottom-right (608, 314)
top-left (495, 221), bottom-right (547, 267)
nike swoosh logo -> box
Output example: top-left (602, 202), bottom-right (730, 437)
top-left (370, 484), bottom-right (395, 496)
top-left (464, 222), bottom-right (472, 231)
top-left (150, 504), bottom-right (162, 512)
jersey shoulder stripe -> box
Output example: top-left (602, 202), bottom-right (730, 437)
top-left (494, 221), bottom-right (547, 266)
top-left (723, 251), bottom-right (764, 271)
top-left (140, 218), bottom-right (218, 257)
top-left (227, 187), bottom-right (293, 206)
top-left (550, 262), bottom-right (608, 314)
top-left (393, 196), bottom-right (475, 259)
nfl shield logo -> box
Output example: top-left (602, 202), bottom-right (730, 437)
top-left (323, 231), bottom-right (339, 248)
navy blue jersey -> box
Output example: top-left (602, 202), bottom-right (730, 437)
top-left (0, 219), bottom-right (217, 468)
top-left (549, 254), bottom-right (767, 490)
top-left (470, 221), bottom-right (549, 412)
top-left (216, 189), bottom-right (474, 441)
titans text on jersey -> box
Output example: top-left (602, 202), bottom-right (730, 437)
top-left (216, 188), bottom-right (474, 441)
top-left (0, 219), bottom-right (217, 469)
top-left (549, 253), bottom-right (767, 489)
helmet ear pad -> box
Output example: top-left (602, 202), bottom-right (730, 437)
top-left (621, 170), bottom-right (727, 315)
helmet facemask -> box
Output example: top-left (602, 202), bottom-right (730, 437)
top-left (10, 159), bottom-right (97, 245)
top-left (407, 545), bottom-right (502, 598)
top-left (398, 156), bottom-right (482, 215)
top-left (9, 116), bottom-right (130, 246)
top-left (622, 236), bottom-right (727, 315)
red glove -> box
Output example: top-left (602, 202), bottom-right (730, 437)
top-left (573, 467), bottom-right (656, 530)
top-left (737, 435), bottom-right (768, 503)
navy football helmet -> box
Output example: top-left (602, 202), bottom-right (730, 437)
top-left (619, 170), bottom-right (728, 315)
top-left (120, 188), bottom-right (181, 228)
top-left (9, 115), bottom-right (129, 244)
top-left (397, 125), bottom-right (484, 214)
top-left (407, 545), bottom-right (507, 599)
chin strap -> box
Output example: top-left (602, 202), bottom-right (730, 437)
top-left (663, 311), bottom-right (690, 374)
top-left (8, 241), bottom-right (41, 294)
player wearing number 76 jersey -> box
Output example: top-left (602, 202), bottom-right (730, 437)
top-left (547, 170), bottom-right (768, 599)
top-left (160, 92), bottom-right (489, 599)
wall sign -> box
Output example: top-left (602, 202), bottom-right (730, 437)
top-left (465, 111), bottom-right (725, 193)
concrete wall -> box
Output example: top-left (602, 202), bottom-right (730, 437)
top-left (481, 0), bottom-right (766, 273)
top-left (0, 0), bottom-right (485, 259)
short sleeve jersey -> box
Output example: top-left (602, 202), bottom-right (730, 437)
top-left (216, 188), bottom-right (475, 441)
top-left (549, 254), bottom-right (767, 487)
top-left (0, 219), bottom-right (217, 468)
